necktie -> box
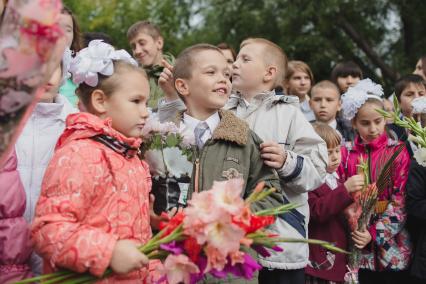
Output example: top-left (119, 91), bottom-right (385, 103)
top-left (194, 122), bottom-right (209, 149)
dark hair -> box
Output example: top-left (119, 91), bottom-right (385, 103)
top-left (331, 61), bottom-right (363, 85)
top-left (216, 42), bottom-right (236, 61)
top-left (394, 74), bottom-right (426, 102)
top-left (83, 32), bottom-right (114, 47)
top-left (76, 61), bottom-right (147, 108)
top-left (418, 56), bottom-right (426, 78)
top-left (61, 6), bottom-right (83, 53)
top-left (127, 20), bottom-right (162, 41)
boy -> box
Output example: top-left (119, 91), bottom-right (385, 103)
top-left (330, 61), bottom-right (363, 93)
top-left (388, 74), bottom-right (426, 156)
top-left (227, 38), bottom-right (327, 284)
top-left (310, 80), bottom-right (355, 142)
top-left (127, 20), bottom-right (174, 109)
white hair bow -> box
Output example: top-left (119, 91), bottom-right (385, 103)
top-left (341, 78), bottom-right (384, 121)
top-left (70, 40), bottom-right (137, 87)
top-left (412, 97), bottom-right (426, 114)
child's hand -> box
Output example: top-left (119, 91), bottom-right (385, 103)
top-left (110, 239), bottom-right (148, 274)
top-left (260, 141), bottom-right (287, 169)
top-left (344, 174), bottom-right (364, 193)
top-left (158, 60), bottom-right (179, 101)
top-left (351, 227), bottom-right (372, 249)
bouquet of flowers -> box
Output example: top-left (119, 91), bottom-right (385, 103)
top-left (344, 146), bottom-right (404, 284)
top-left (17, 179), bottom-right (347, 284)
top-left (377, 96), bottom-right (426, 167)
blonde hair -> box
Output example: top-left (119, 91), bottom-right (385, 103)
top-left (311, 80), bottom-right (340, 98)
top-left (312, 122), bottom-right (341, 148)
top-left (127, 20), bottom-right (162, 41)
top-left (240, 38), bottom-right (288, 88)
top-left (285, 60), bottom-right (314, 87)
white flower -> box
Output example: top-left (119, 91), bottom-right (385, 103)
top-left (341, 78), bottom-right (383, 121)
top-left (414, 147), bottom-right (426, 167)
top-left (163, 147), bottom-right (193, 177)
top-left (412, 97), bottom-right (426, 114)
top-left (70, 40), bottom-right (137, 87)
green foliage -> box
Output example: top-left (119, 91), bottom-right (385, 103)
top-left (64, 0), bottom-right (426, 93)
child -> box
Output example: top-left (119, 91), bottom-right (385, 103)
top-left (284, 60), bottom-right (316, 122)
top-left (127, 20), bottom-right (174, 109)
top-left (387, 74), bottom-right (426, 156)
top-left (339, 79), bottom-right (411, 284)
top-left (0, 150), bottom-right (33, 283)
top-left (310, 80), bottom-right (355, 142)
top-left (306, 123), bottom-right (363, 283)
top-left (217, 42), bottom-right (237, 70)
top-left (58, 6), bottom-right (83, 107)
top-left (31, 40), bottom-right (156, 282)
top-left (330, 61), bottom-right (363, 94)
top-left (413, 55), bottom-right (426, 80)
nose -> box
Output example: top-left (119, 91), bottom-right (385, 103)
top-left (319, 99), bottom-right (326, 107)
top-left (140, 104), bottom-right (149, 119)
top-left (134, 44), bottom-right (143, 55)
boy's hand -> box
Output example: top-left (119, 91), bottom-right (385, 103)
top-left (110, 240), bottom-right (148, 274)
top-left (344, 174), bottom-right (364, 193)
top-left (158, 60), bottom-right (179, 101)
top-left (351, 227), bottom-right (372, 249)
top-left (260, 141), bottom-right (287, 169)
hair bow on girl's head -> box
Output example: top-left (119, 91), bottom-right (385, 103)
top-left (412, 97), bottom-right (426, 114)
top-left (341, 78), bottom-right (384, 120)
top-left (70, 40), bottom-right (137, 87)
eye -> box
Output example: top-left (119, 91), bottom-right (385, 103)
top-left (206, 70), bottom-right (215, 75)
top-left (132, 99), bottom-right (141, 104)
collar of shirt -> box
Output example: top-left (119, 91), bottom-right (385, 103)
top-left (183, 112), bottom-right (220, 142)
top-left (329, 119), bottom-right (337, 129)
top-left (325, 172), bottom-right (339, 190)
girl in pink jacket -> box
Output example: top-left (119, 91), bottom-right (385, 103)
top-left (31, 41), bottom-right (158, 283)
top-left (339, 79), bottom-right (411, 283)
top-left (0, 151), bottom-right (33, 283)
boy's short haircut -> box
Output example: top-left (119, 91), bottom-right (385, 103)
top-left (311, 80), bottom-right (340, 98)
top-left (330, 61), bottom-right (363, 84)
top-left (173, 43), bottom-right (223, 100)
top-left (394, 74), bottom-right (426, 102)
top-left (217, 42), bottom-right (236, 60)
top-left (240, 38), bottom-right (288, 89)
top-left (127, 20), bottom-right (162, 41)
top-left (285, 60), bottom-right (314, 87)
top-left (312, 122), bottom-right (341, 149)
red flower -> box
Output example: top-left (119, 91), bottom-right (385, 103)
top-left (159, 211), bottom-right (185, 236)
top-left (233, 214), bottom-right (275, 234)
top-left (184, 237), bottom-right (202, 263)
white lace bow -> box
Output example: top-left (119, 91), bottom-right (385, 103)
top-left (341, 78), bottom-right (384, 121)
top-left (70, 40), bottom-right (137, 87)
top-left (412, 97), bottom-right (426, 114)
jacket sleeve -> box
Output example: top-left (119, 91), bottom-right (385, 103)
top-left (308, 184), bottom-right (353, 223)
top-left (406, 160), bottom-right (426, 221)
top-left (277, 107), bottom-right (328, 193)
top-left (368, 147), bottom-right (409, 246)
top-left (247, 132), bottom-right (284, 212)
top-left (31, 148), bottom-right (118, 277)
top-left (157, 98), bottom-right (186, 123)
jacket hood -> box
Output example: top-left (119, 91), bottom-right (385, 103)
top-left (56, 112), bottom-right (142, 150)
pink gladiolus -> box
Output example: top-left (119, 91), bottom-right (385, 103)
top-left (204, 217), bottom-right (245, 255)
top-left (210, 178), bottom-right (245, 215)
top-left (162, 254), bottom-right (200, 284)
top-left (204, 245), bottom-right (228, 272)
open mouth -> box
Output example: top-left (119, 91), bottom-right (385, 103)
top-left (214, 87), bottom-right (228, 95)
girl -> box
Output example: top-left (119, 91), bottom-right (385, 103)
top-left (413, 55), bottom-right (426, 80)
top-left (58, 6), bottom-right (83, 107)
top-left (330, 61), bottom-right (363, 94)
top-left (306, 123), bottom-right (363, 284)
top-left (339, 79), bottom-right (411, 284)
top-left (31, 40), bottom-right (157, 282)
top-left (0, 151), bottom-right (33, 283)
top-left (284, 60), bottom-right (316, 122)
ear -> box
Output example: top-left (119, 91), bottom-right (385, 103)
top-left (90, 89), bottom-right (109, 115)
top-left (156, 36), bottom-right (164, 51)
top-left (175, 78), bottom-right (190, 99)
top-left (337, 99), bottom-right (342, 112)
top-left (263, 66), bottom-right (277, 84)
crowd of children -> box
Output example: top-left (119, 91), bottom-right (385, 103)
top-left (2, 2), bottom-right (426, 284)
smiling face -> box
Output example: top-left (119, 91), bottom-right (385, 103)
top-left (103, 70), bottom-right (150, 138)
top-left (129, 31), bottom-right (163, 66)
top-left (352, 100), bottom-right (385, 143)
top-left (176, 49), bottom-right (231, 120)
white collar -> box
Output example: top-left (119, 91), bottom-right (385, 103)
top-left (182, 112), bottom-right (220, 133)
top-left (328, 119), bottom-right (337, 129)
top-left (325, 172), bottom-right (339, 190)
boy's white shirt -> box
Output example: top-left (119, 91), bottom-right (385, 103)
top-left (182, 112), bottom-right (220, 143)
top-left (325, 171), bottom-right (339, 190)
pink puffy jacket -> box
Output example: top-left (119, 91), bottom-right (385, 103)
top-left (339, 132), bottom-right (412, 271)
top-left (0, 151), bottom-right (33, 283)
top-left (31, 112), bottom-right (160, 283)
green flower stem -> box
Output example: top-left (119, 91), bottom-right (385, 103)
top-left (254, 203), bottom-right (300, 216)
top-left (14, 271), bottom-right (74, 283)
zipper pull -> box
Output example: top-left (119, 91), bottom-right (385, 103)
top-left (194, 158), bottom-right (200, 193)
